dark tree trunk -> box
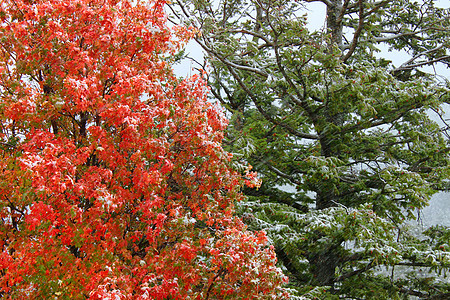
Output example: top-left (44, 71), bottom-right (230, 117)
top-left (327, 0), bottom-right (344, 49)
top-left (311, 1), bottom-right (346, 283)
top-left (308, 245), bottom-right (341, 286)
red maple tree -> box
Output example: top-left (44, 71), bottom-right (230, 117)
top-left (0, 0), bottom-right (288, 298)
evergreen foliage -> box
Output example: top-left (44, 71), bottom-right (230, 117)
top-left (171, 0), bottom-right (450, 298)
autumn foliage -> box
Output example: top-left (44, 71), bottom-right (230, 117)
top-left (0, 0), bottom-right (287, 298)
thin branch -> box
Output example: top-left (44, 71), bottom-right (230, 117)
top-left (363, 0), bottom-right (391, 18)
top-left (0, 142), bottom-right (16, 149)
top-left (393, 55), bottom-right (450, 72)
top-left (398, 44), bottom-right (445, 68)
top-left (341, 0), bottom-right (364, 63)
top-left (225, 28), bottom-right (273, 46)
top-left (336, 0), bottom-right (351, 25)
top-left (205, 267), bottom-right (226, 300)
top-left (428, 292), bottom-right (450, 300)
top-left (335, 260), bottom-right (376, 283)
top-left (345, 0), bottom-right (394, 14)
top-left (265, 164), bottom-right (302, 185)
top-left (342, 110), bottom-right (406, 134)
top-left (198, 38), bottom-right (269, 77)
top-left (197, 39), bottom-right (319, 140)
top-left (399, 288), bottom-right (429, 298)
top-left (304, 0), bottom-right (333, 7)
top-left (395, 261), bottom-right (435, 267)
top-left (215, 57), bottom-right (268, 77)
top-left (342, 28), bottom-right (431, 50)
top-left (275, 247), bottom-right (307, 283)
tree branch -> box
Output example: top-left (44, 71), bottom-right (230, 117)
top-left (304, 0), bottom-right (333, 7)
top-left (393, 55), bottom-right (450, 72)
top-left (265, 163), bottom-right (302, 186)
top-left (336, 0), bottom-right (351, 25)
top-left (275, 247), bottom-right (308, 284)
top-left (363, 0), bottom-right (391, 18)
top-left (402, 43), bottom-right (443, 64)
top-left (341, 0), bottom-right (364, 63)
top-left (200, 40), bottom-right (319, 140)
top-left (335, 259), bottom-right (376, 283)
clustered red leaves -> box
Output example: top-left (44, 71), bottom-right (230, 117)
top-left (0, 0), bottom-right (288, 298)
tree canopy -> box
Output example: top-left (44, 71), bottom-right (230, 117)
top-left (0, 0), bottom-right (288, 298)
top-left (171, 0), bottom-right (450, 298)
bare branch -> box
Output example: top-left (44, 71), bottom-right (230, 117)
top-left (374, 29), bottom-right (431, 43)
top-left (225, 28), bottom-right (273, 45)
top-left (336, 0), bottom-right (351, 25)
top-left (390, 44), bottom-right (450, 71)
top-left (197, 35), bottom-right (269, 77)
top-left (304, 0), bottom-right (333, 7)
top-left (341, 0), bottom-right (364, 63)
top-left (215, 53), bottom-right (319, 140)
top-left (393, 55), bottom-right (450, 72)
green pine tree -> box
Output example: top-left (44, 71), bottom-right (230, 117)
top-left (170, 0), bottom-right (450, 298)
